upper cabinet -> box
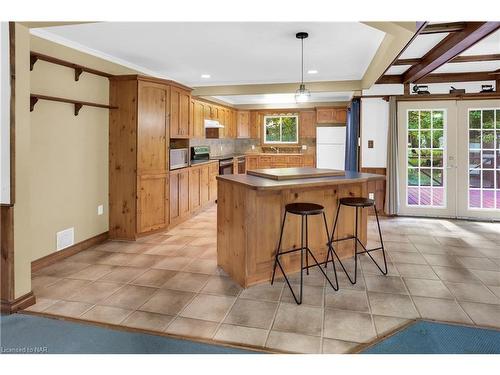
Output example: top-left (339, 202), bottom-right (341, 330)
top-left (316, 107), bottom-right (347, 124)
top-left (299, 110), bottom-right (316, 138)
top-left (170, 85), bottom-right (191, 138)
top-left (237, 110), bottom-right (250, 138)
top-left (249, 111), bottom-right (260, 139)
top-left (192, 100), bottom-right (205, 138)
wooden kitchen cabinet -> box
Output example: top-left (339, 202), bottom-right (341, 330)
top-left (200, 164), bottom-right (210, 206)
top-left (237, 111), bottom-right (250, 138)
top-left (189, 167), bottom-right (202, 211)
top-left (299, 110), bottom-right (316, 138)
top-left (246, 155), bottom-right (258, 170)
top-left (209, 162), bottom-right (218, 201)
top-left (169, 168), bottom-right (190, 225)
top-left (303, 154), bottom-right (315, 167)
top-left (249, 111), bottom-right (260, 139)
top-left (110, 76), bottom-right (180, 240)
top-left (192, 100), bottom-right (205, 138)
top-left (316, 107), bottom-right (347, 124)
top-left (170, 85), bottom-right (191, 138)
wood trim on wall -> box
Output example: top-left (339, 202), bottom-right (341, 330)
top-left (1, 291), bottom-right (36, 314)
top-left (31, 231), bottom-right (109, 273)
top-left (1, 206), bottom-right (15, 303)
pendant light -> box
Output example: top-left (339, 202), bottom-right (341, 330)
top-left (295, 32), bottom-right (311, 103)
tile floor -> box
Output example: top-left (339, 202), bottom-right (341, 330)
top-left (25, 206), bottom-right (500, 353)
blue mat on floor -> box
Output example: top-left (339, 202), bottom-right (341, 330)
top-left (0, 314), bottom-right (256, 354)
top-left (363, 320), bottom-right (500, 354)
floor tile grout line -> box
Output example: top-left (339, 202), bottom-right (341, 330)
top-left (212, 288), bottom-right (244, 342)
top-left (263, 283), bottom-right (285, 349)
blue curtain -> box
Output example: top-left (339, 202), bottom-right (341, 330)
top-left (344, 98), bottom-right (360, 171)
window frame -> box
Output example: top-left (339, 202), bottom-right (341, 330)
top-left (263, 114), bottom-right (299, 144)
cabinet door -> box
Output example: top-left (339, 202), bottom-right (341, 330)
top-left (316, 107), bottom-right (335, 124)
top-left (258, 156), bottom-right (272, 169)
top-left (169, 172), bottom-right (180, 222)
top-left (303, 154), bottom-right (315, 167)
top-left (287, 155), bottom-right (304, 167)
top-left (209, 162), bottom-right (218, 202)
top-left (137, 81), bottom-right (168, 173)
top-left (189, 167), bottom-right (201, 211)
top-left (193, 101), bottom-right (205, 138)
top-left (170, 86), bottom-right (190, 138)
top-left (138, 174), bottom-right (169, 233)
top-left (246, 156), bottom-right (258, 170)
top-left (334, 108), bottom-right (347, 123)
top-left (179, 169), bottom-right (190, 217)
top-left (237, 111), bottom-right (250, 138)
top-left (200, 165), bottom-right (210, 205)
top-left (300, 111), bottom-right (316, 138)
top-left (249, 111), bottom-right (260, 139)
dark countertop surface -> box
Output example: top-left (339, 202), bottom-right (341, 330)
top-left (190, 159), bottom-right (218, 166)
top-left (217, 170), bottom-right (385, 191)
top-left (209, 153), bottom-right (246, 160)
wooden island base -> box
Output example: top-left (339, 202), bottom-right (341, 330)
top-left (216, 171), bottom-right (385, 288)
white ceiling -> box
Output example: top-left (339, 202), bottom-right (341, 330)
top-left (399, 33), bottom-right (449, 59)
top-left (460, 29), bottom-right (500, 55)
top-left (434, 61), bottom-right (500, 73)
top-left (386, 65), bottom-right (412, 75)
top-left (33, 22), bottom-right (385, 87)
top-left (213, 91), bottom-right (353, 105)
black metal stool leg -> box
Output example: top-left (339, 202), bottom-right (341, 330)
top-left (305, 215), bottom-right (309, 275)
top-left (271, 211), bottom-right (287, 285)
top-left (322, 211), bottom-right (338, 290)
top-left (363, 204), bottom-right (388, 275)
top-left (325, 203), bottom-right (341, 269)
top-left (353, 207), bottom-right (359, 284)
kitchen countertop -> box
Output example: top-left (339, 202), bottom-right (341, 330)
top-left (189, 159), bottom-right (218, 166)
top-left (244, 152), bottom-right (310, 156)
top-left (209, 153), bottom-right (246, 160)
top-left (217, 170), bottom-right (385, 191)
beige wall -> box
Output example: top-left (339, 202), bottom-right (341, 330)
top-left (12, 26), bottom-right (138, 298)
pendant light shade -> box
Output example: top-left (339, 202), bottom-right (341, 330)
top-left (295, 32), bottom-right (310, 103)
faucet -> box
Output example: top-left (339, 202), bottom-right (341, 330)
top-left (270, 146), bottom-right (279, 154)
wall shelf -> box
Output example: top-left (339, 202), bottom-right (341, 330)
top-left (30, 51), bottom-right (113, 81)
top-left (30, 94), bottom-right (118, 116)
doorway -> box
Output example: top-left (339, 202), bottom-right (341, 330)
top-left (398, 99), bottom-right (500, 220)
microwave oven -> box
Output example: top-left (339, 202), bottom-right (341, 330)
top-left (170, 148), bottom-right (189, 170)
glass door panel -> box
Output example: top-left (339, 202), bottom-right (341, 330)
top-left (398, 101), bottom-right (457, 217)
top-left (457, 100), bottom-right (500, 219)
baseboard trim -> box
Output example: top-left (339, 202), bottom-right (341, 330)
top-left (1, 291), bottom-right (36, 314)
top-left (31, 231), bottom-right (109, 273)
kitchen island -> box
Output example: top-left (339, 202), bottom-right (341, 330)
top-left (216, 168), bottom-right (385, 287)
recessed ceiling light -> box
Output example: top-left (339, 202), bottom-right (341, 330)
top-left (307, 70), bottom-right (318, 74)
top-left (201, 74), bottom-right (211, 79)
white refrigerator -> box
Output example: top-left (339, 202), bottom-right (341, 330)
top-left (316, 126), bottom-right (346, 170)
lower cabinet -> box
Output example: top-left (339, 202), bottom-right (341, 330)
top-left (248, 154), bottom-right (316, 169)
top-left (138, 174), bottom-right (169, 234)
top-left (170, 161), bottom-right (218, 228)
top-left (169, 168), bottom-right (190, 225)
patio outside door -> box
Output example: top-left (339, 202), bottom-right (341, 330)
top-left (398, 101), bottom-right (457, 217)
top-left (398, 99), bottom-right (500, 220)
top-left (457, 100), bottom-right (500, 220)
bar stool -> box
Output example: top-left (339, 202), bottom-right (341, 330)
top-left (271, 202), bottom-right (338, 305)
top-left (326, 197), bottom-right (388, 284)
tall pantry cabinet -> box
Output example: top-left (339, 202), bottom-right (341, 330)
top-left (109, 75), bottom-right (191, 240)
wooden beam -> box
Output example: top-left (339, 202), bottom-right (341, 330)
top-left (379, 71), bottom-right (497, 84)
top-left (421, 22), bottom-right (467, 34)
top-left (418, 72), bottom-right (496, 84)
top-left (395, 53), bottom-right (500, 66)
top-left (403, 22), bottom-right (500, 83)
top-left (374, 22), bottom-right (428, 84)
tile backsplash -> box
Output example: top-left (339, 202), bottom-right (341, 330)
top-left (190, 138), bottom-right (259, 156)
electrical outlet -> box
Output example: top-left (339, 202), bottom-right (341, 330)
top-left (368, 192), bottom-right (375, 200)
top-left (97, 205), bottom-right (104, 215)
top-left (251, 145), bottom-right (255, 150)
top-left (301, 144), bottom-right (307, 150)
top-left (56, 228), bottom-right (74, 251)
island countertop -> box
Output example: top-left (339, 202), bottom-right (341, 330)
top-left (216, 168), bottom-right (385, 288)
top-left (216, 169), bottom-right (385, 191)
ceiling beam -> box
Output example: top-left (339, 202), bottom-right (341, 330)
top-left (420, 22), bottom-right (467, 34)
top-left (379, 71), bottom-right (497, 84)
top-left (191, 80), bottom-right (362, 96)
top-left (371, 22), bottom-right (428, 85)
top-left (403, 22), bottom-right (500, 83)
top-left (395, 53), bottom-right (500, 66)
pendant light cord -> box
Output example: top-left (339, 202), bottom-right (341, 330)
top-left (301, 38), bottom-right (304, 85)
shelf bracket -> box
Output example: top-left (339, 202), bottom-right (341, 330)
top-left (30, 55), bottom-right (38, 71)
top-left (74, 103), bottom-right (83, 116)
top-left (74, 67), bottom-right (83, 81)
top-left (30, 96), bottom-right (38, 112)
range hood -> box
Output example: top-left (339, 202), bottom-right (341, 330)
top-left (204, 119), bottom-right (224, 129)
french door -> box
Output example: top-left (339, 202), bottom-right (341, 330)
top-left (398, 99), bottom-right (500, 220)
